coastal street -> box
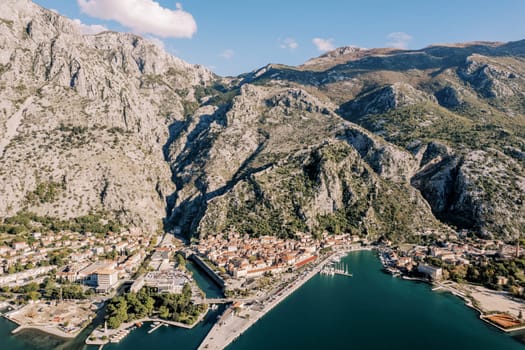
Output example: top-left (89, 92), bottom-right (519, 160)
top-left (198, 248), bottom-right (371, 350)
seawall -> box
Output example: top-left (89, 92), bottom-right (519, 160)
top-left (189, 254), bottom-right (225, 289)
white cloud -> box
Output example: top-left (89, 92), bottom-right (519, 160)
top-left (386, 32), bottom-right (412, 49)
top-left (219, 49), bottom-right (234, 59)
top-left (72, 18), bottom-right (108, 35)
top-left (77, 0), bottom-right (197, 38)
top-left (312, 38), bottom-right (335, 52)
top-left (280, 38), bottom-right (298, 50)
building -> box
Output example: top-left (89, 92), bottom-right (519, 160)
top-left (95, 269), bottom-right (119, 293)
top-left (143, 270), bottom-right (189, 293)
top-left (12, 242), bottom-right (28, 251)
top-left (76, 260), bottom-right (118, 292)
top-left (56, 262), bottom-right (91, 283)
top-left (0, 266), bottom-right (56, 287)
top-left (417, 264), bottom-right (443, 281)
top-left (130, 276), bottom-right (145, 293)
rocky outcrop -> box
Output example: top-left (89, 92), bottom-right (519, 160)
top-left (338, 126), bottom-right (418, 182)
top-left (435, 86), bottom-right (463, 108)
top-left (343, 82), bottom-right (437, 117)
top-left (458, 54), bottom-right (524, 99)
top-left (0, 0), bottom-right (213, 230)
top-left (411, 145), bottom-right (525, 237)
top-left (1, 0), bottom-right (524, 241)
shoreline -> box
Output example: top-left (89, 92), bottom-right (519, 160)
top-left (85, 305), bottom-right (210, 345)
top-left (197, 247), bottom-right (373, 350)
top-left (383, 258), bottom-right (525, 335)
top-left (430, 281), bottom-right (525, 333)
top-left (2, 314), bottom-right (79, 339)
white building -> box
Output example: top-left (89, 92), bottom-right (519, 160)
top-left (417, 264), bottom-right (443, 280)
top-left (96, 269), bottom-right (119, 293)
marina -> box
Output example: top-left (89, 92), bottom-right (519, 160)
top-left (227, 251), bottom-right (525, 350)
top-left (320, 257), bottom-right (353, 277)
top-left (1, 250), bottom-right (525, 349)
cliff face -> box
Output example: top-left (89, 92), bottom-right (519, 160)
top-left (165, 84), bottom-right (442, 240)
top-left (0, 0), bottom-right (213, 230)
top-left (1, 0), bottom-right (524, 240)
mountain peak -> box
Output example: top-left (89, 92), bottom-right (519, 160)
top-left (301, 46), bottom-right (400, 70)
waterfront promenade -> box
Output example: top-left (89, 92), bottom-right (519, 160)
top-left (198, 247), bottom-right (372, 350)
top-left (10, 322), bottom-right (77, 339)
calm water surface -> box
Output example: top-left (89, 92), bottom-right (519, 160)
top-left (2, 251), bottom-right (524, 349)
top-left (228, 251), bottom-right (525, 350)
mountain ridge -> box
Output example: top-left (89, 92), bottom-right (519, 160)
top-left (1, 0), bottom-right (524, 241)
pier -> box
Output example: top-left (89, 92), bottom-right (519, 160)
top-left (320, 259), bottom-right (352, 277)
top-left (147, 322), bottom-right (165, 334)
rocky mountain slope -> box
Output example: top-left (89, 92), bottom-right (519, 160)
top-left (0, 0), bottom-right (213, 230)
top-left (1, 0), bottom-right (524, 241)
top-left (248, 41), bottom-right (525, 239)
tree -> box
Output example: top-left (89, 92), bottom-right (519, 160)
top-left (158, 305), bottom-right (170, 319)
top-left (43, 278), bottom-right (57, 299)
top-left (175, 253), bottom-right (186, 270)
top-left (466, 265), bottom-right (480, 283)
top-left (105, 250), bottom-right (118, 260)
top-left (150, 236), bottom-right (158, 247)
top-left (23, 282), bottom-right (39, 293)
top-left (27, 291), bottom-right (41, 301)
top-left (106, 296), bottom-right (129, 329)
top-left (107, 315), bottom-right (121, 329)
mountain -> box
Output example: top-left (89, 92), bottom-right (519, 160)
top-left (0, 0), bottom-right (213, 231)
top-left (1, 0), bottom-right (524, 241)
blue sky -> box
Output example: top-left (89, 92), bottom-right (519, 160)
top-left (33, 0), bottom-right (525, 77)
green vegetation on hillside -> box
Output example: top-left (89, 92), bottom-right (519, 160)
top-left (345, 103), bottom-right (525, 155)
top-left (0, 211), bottom-right (121, 237)
top-left (25, 181), bottom-right (63, 204)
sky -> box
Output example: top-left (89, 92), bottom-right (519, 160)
top-left (32, 0), bottom-right (525, 77)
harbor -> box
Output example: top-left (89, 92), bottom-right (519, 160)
top-left (320, 253), bottom-right (353, 277)
top-left (198, 247), bottom-right (370, 350)
top-left (1, 251), bottom-right (525, 350)
top-left (227, 251), bottom-right (525, 350)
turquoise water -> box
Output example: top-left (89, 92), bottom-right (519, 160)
top-left (2, 251), bottom-right (524, 349)
top-left (186, 260), bottom-right (224, 299)
top-left (227, 251), bottom-right (525, 350)
top-left (0, 316), bottom-right (90, 350)
top-left (0, 260), bottom-right (224, 350)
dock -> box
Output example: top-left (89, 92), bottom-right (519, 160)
top-left (334, 271), bottom-right (353, 277)
top-left (320, 260), bottom-right (352, 277)
top-left (147, 322), bottom-right (165, 334)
